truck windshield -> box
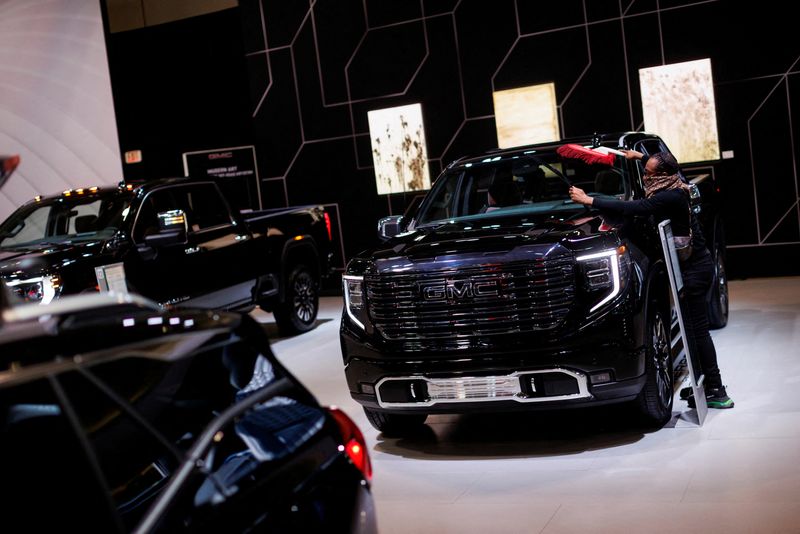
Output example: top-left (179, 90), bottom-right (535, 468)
top-left (0, 192), bottom-right (133, 249)
top-left (414, 152), bottom-right (629, 227)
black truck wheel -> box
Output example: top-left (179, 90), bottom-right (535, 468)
top-left (363, 408), bottom-right (427, 437)
top-left (636, 305), bottom-right (674, 426)
top-left (274, 264), bottom-right (319, 336)
top-left (707, 243), bottom-right (729, 329)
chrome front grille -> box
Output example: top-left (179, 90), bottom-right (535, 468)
top-left (426, 375), bottom-right (522, 401)
top-left (366, 259), bottom-right (575, 342)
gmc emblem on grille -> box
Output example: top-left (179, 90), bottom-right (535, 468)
top-left (421, 279), bottom-right (501, 301)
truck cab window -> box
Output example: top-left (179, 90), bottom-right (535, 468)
top-left (183, 184), bottom-right (231, 231)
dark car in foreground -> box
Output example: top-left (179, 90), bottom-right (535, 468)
top-left (0, 290), bottom-right (376, 533)
top-left (341, 132), bottom-right (727, 434)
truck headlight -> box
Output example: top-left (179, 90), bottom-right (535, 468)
top-left (6, 275), bottom-right (62, 305)
top-left (343, 275), bottom-right (369, 330)
top-left (577, 247), bottom-right (629, 313)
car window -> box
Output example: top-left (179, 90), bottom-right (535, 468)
top-left (0, 376), bottom-right (121, 531)
top-left (133, 185), bottom-right (231, 242)
top-left (0, 204), bottom-right (50, 246)
top-left (183, 184), bottom-right (232, 230)
top-left (1, 321), bottom-right (326, 532)
top-left (415, 153), bottom-right (629, 226)
top-left (0, 195), bottom-right (129, 248)
top-left (58, 365), bottom-right (180, 529)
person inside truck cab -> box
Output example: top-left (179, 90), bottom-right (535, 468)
top-left (486, 180), bottom-right (522, 212)
top-left (568, 150), bottom-right (734, 410)
top-left (521, 167), bottom-right (547, 203)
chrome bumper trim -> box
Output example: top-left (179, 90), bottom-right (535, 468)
top-left (375, 368), bottom-right (590, 409)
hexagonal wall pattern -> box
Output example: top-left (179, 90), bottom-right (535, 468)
top-left (239, 0), bottom-right (799, 274)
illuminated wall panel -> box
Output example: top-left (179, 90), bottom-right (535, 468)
top-left (493, 83), bottom-right (559, 149)
top-left (368, 103), bottom-right (431, 195)
top-left (639, 58), bottom-right (720, 163)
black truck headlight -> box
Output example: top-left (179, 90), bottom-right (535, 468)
top-left (343, 275), bottom-right (369, 330)
top-left (577, 246), bottom-right (629, 313)
top-left (6, 275), bottom-right (62, 305)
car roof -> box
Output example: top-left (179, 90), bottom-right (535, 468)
top-left (0, 292), bottom-right (242, 386)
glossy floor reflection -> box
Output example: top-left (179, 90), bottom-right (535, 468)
top-left (252, 276), bottom-right (800, 533)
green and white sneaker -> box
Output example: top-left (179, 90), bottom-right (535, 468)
top-left (686, 386), bottom-right (734, 409)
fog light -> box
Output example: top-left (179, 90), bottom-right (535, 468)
top-left (360, 383), bottom-right (375, 395)
top-left (589, 372), bottom-right (612, 384)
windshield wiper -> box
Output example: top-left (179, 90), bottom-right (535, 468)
top-left (525, 154), bottom-right (572, 187)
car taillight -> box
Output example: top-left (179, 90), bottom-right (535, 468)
top-left (323, 212), bottom-right (332, 242)
top-left (327, 406), bottom-right (372, 482)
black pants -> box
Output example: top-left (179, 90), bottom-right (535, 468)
top-left (680, 249), bottom-right (722, 389)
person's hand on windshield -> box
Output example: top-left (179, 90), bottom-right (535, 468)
top-left (569, 186), bottom-right (593, 206)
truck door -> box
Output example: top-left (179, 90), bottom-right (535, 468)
top-left (127, 183), bottom-right (253, 309)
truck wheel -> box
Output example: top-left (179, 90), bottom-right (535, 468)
top-left (636, 306), bottom-right (674, 427)
top-left (363, 408), bottom-right (427, 437)
top-left (274, 264), bottom-right (319, 336)
top-left (707, 243), bottom-right (729, 329)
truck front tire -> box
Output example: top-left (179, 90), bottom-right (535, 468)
top-left (273, 264), bottom-right (319, 336)
top-left (363, 408), bottom-right (427, 437)
top-left (635, 305), bottom-right (674, 427)
top-left (707, 243), bottom-right (729, 329)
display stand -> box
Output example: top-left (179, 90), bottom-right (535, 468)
top-left (658, 220), bottom-right (707, 426)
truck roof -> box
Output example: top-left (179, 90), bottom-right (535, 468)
top-left (17, 177), bottom-right (214, 207)
top-left (450, 131), bottom-right (661, 168)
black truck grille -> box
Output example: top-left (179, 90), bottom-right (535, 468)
top-left (366, 259), bottom-right (575, 342)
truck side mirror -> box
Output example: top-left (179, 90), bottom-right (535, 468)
top-left (377, 215), bottom-right (404, 241)
top-left (144, 209), bottom-right (188, 247)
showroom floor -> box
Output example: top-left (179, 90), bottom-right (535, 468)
top-left (253, 276), bottom-right (800, 534)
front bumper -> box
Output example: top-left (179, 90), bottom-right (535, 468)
top-left (342, 339), bottom-right (647, 414)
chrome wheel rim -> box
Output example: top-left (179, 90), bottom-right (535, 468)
top-left (716, 253), bottom-right (729, 317)
top-left (292, 272), bottom-right (317, 324)
top-left (652, 313), bottom-right (672, 408)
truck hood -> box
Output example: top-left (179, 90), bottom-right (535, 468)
top-left (0, 240), bottom-right (105, 279)
top-left (359, 213), bottom-right (618, 274)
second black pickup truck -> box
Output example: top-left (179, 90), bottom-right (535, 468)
top-left (0, 178), bottom-right (332, 335)
top-left (341, 132), bottom-right (728, 434)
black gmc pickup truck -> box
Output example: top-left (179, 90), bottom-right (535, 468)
top-left (341, 132), bottom-right (728, 434)
top-left (0, 178), bottom-right (332, 335)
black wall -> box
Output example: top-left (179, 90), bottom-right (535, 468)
top-left (104, 0), bottom-right (800, 278)
top-left (104, 7), bottom-right (254, 182)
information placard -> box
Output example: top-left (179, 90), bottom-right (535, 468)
top-left (182, 145), bottom-right (262, 212)
top-left (95, 262), bottom-right (129, 295)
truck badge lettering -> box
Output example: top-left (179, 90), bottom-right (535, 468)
top-left (473, 280), bottom-right (501, 297)
top-left (421, 279), bottom-right (500, 301)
